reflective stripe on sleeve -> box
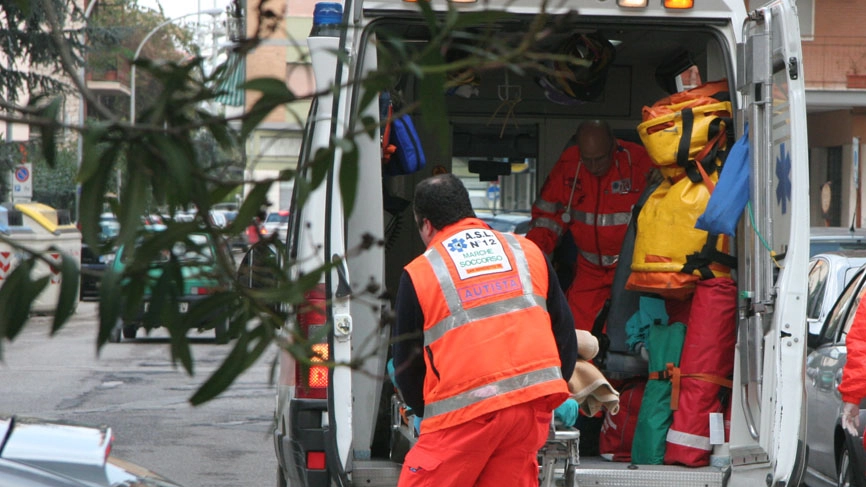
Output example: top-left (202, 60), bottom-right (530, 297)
top-left (579, 249), bottom-right (619, 267)
top-left (533, 198), bottom-right (562, 214)
top-left (568, 209), bottom-right (632, 227)
top-left (423, 366), bottom-right (564, 420)
top-left (529, 217), bottom-right (562, 235)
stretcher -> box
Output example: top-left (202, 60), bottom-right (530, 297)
top-left (538, 419), bottom-right (580, 487)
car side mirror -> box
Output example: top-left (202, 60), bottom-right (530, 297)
top-left (807, 331), bottom-right (822, 350)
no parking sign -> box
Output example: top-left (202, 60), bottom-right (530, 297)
top-left (10, 163), bottom-right (32, 199)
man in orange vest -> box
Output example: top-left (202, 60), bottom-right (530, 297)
top-left (527, 120), bottom-right (653, 332)
top-left (392, 173), bottom-right (578, 487)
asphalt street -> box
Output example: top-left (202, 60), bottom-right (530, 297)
top-left (0, 300), bottom-right (279, 487)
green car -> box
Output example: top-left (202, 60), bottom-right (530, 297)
top-left (107, 229), bottom-right (233, 343)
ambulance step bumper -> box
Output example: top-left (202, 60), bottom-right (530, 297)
top-left (351, 460), bottom-right (402, 486)
top-left (573, 462), bottom-right (729, 486)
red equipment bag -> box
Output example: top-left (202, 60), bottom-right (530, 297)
top-left (664, 277), bottom-right (737, 466)
top-left (599, 378), bottom-right (647, 462)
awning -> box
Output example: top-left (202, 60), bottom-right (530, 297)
top-left (215, 53), bottom-right (245, 107)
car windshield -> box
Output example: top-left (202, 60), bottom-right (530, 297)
top-left (266, 212), bottom-right (289, 224)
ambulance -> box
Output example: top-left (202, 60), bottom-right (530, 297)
top-left (272, 0), bottom-right (810, 485)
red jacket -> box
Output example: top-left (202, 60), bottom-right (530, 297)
top-left (840, 301), bottom-right (866, 404)
top-left (527, 139), bottom-right (653, 268)
top-left (404, 218), bottom-right (570, 433)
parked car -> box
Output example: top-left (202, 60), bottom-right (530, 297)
top-left (811, 226), bottom-right (866, 257)
top-left (79, 214), bottom-right (120, 300)
top-left (806, 251), bottom-right (866, 336)
top-left (0, 415), bottom-right (184, 487)
top-left (108, 230), bottom-right (233, 343)
top-left (804, 264), bottom-right (866, 487)
top-left (476, 211), bottom-right (532, 235)
top-left (262, 210), bottom-right (290, 242)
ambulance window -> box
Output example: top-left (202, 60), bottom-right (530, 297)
top-left (451, 124), bottom-right (537, 219)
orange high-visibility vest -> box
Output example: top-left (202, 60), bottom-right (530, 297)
top-left (405, 218), bottom-right (569, 433)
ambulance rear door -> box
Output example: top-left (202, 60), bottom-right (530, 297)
top-left (735, 0), bottom-right (808, 484)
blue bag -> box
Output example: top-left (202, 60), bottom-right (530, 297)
top-left (695, 125), bottom-right (751, 236)
top-left (381, 92), bottom-right (426, 176)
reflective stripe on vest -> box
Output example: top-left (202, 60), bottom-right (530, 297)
top-left (579, 249), bottom-right (619, 267)
top-left (533, 198), bottom-right (562, 214)
top-left (567, 209), bottom-right (632, 227)
top-left (530, 217), bottom-right (562, 235)
top-left (423, 366), bottom-right (564, 420)
top-left (423, 234), bottom-right (547, 346)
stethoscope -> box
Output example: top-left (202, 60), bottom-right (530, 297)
top-left (561, 145), bottom-right (633, 224)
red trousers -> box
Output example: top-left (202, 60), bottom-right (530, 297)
top-left (397, 400), bottom-right (552, 487)
top-left (567, 259), bottom-right (615, 332)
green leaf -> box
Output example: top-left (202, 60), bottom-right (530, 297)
top-left (152, 136), bottom-right (192, 202)
top-left (338, 143), bottom-right (359, 218)
top-left (240, 78), bottom-right (297, 139)
top-left (38, 98), bottom-right (62, 168)
top-left (169, 324), bottom-right (194, 375)
top-left (0, 260), bottom-right (48, 342)
top-left (234, 183), bottom-right (271, 232)
top-left (190, 325), bottom-right (271, 405)
top-left (51, 250), bottom-right (80, 335)
top-left (97, 266), bottom-right (123, 350)
top-left (116, 161), bottom-right (148, 252)
top-left (418, 71), bottom-right (448, 150)
top-left (310, 147), bottom-right (332, 192)
top-left (14, 0), bottom-right (32, 16)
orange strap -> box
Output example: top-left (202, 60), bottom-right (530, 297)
top-left (381, 103), bottom-right (395, 164)
top-left (648, 362), bottom-right (733, 411)
top-left (691, 128), bottom-right (727, 193)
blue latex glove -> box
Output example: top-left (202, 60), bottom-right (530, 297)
top-left (554, 398), bottom-right (580, 428)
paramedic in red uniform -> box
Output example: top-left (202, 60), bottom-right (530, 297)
top-left (526, 120), bottom-right (653, 332)
top-left (392, 173), bottom-right (578, 487)
top-left (839, 297), bottom-right (866, 440)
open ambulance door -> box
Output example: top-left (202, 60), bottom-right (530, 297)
top-left (734, 0), bottom-right (808, 484)
top-left (305, 16), bottom-right (354, 485)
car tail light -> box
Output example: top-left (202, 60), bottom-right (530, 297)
top-left (307, 451), bottom-right (326, 470)
top-left (296, 284), bottom-right (329, 399)
top-left (190, 286), bottom-right (214, 295)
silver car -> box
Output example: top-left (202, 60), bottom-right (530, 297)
top-left (806, 252), bottom-right (866, 337)
top-left (811, 226), bottom-right (866, 257)
top-left (0, 415), bottom-right (184, 487)
top-left (804, 261), bottom-right (866, 487)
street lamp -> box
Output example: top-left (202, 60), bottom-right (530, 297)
top-left (129, 8), bottom-right (223, 124)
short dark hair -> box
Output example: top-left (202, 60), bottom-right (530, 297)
top-left (413, 173), bottom-right (475, 230)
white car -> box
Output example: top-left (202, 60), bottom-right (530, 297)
top-left (262, 210), bottom-right (290, 242)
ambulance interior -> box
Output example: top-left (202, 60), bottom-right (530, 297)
top-left (338, 16), bottom-right (742, 472)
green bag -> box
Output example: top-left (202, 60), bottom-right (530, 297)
top-left (631, 319), bottom-right (686, 464)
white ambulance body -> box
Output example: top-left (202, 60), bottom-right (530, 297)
top-left (274, 0), bottom-right (810, 485)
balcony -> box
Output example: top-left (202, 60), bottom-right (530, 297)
top-left (85, 54), bottom-right (131, 97)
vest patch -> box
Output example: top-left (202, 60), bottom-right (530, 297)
top-left (443, 230), bottom-right (513, 280)
top-left (456, 276), bottom-right (521, 303)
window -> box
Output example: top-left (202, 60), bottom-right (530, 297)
top-left (796, 0), bottom-right (814, 40)
top-left (827, 270), bottom-right (866, 343)
top-left (806, 259), bottom-right (829, 320)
